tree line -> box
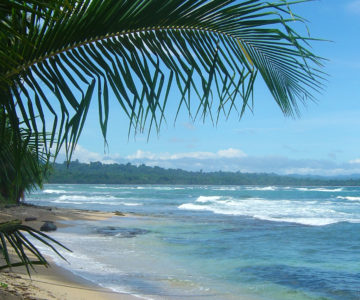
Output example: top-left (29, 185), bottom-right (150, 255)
top-left (47, 161), bottom-right (360, 186)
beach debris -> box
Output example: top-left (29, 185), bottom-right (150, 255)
top-left (40, 221), bottom-right (57, 232)
top-left (24, 217), bottom-right (37, 222)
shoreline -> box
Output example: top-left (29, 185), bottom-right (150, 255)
top-left (0, 204), bottom-right (138, 300)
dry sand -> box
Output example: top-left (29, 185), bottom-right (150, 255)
top-left (0, 205), bottom-right (138, 300)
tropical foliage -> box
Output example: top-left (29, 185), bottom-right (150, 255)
top-left (0, 219), bottom-right (70, 275)
top-left (1, 0), bottom-right (324, 164)
top-left (0, 0), bottom-right (324, 273)
top-left (0, 109), bottom-right (50, 204)
top-left (0, 110), bottom-right (68, 274)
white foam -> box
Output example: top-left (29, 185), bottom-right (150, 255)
top-left (178, 203), bottom-right (212, 211)
top-left (152, 187), bottom-right (180, 191)
top-left (253, 215), bottom-right (341, 226)
top-left (212, 187), bottom-right (237, 191)
top-left (58, 195), bottom-right (117, 201)
top-left (178, 197), bottom-right (358, 226)
top-left (30, 232), bottom-right (141, 298)
top-left (44, 189), bottom-right (67, 194)
top-left (296, 187), bottom-right (343, 192)
top-left (119, 202), bottom-right (142, 206)
top-left (245, 186), bottom-right (277, 191)
top-left (94, 186), bottom-right (142, 190)
top-left (52, 200), bottom-right (83, 205)
top-left (195, 196), bottom-right (222, 203)
top-left (52, 199), bottom-right (143, 206)
top-left (337, 196), bottom-right (360, 201)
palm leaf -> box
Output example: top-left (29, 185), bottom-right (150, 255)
top-left (1, 0), bottom-right (324, 161)
top-left (0, 220), bottom-right (71, 276)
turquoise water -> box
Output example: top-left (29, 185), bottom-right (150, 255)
top-left (28, 184), bottom-right (360, 299)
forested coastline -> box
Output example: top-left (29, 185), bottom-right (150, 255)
top-left (47, 161), bottom-right (360, 186)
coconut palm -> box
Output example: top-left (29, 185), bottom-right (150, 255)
top-left (0, 109), bottom-right (51, 204)
top-left (1, 0), bottom-right (324, 163)
top-left (0, 0), bottom-right (324, 272)
top-left (0, 109), bottom-right (70, 274)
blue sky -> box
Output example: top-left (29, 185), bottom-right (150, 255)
top-left (60, 0), bottom-right (360, 175)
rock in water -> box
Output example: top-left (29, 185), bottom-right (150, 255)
top-left (40, 221), bottom-right (57, 232)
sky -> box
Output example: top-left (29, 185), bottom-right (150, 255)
top-left (58, 0), bottom-right (360, 176)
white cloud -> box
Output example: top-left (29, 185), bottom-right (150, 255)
top-left (126, 150), bottom-right (158, 160)
top-left (217, 148), bottom-right (246, 158)
top-left (57, 145), bottom-right (122, 164)
top-left (126, 148), bottom-right (246, 161)
top-left (57, 145), bottom-right (360, 176)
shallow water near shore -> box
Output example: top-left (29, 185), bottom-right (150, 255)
top-left (28, 184), bottom-right (360, 299)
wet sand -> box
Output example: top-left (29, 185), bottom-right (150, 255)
top-left (0, 205), bottom-right (137, 300)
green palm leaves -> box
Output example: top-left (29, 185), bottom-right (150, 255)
top-left (0, 109), bottom-right (50, 204)
top-left (0, 220), bottom-right (70, 275)
top-left (1, 0), bottom-right (324, 161)
top-left (0, 0), bottom-right (323, 274)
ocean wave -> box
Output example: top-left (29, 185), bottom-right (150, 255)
top-left (51, 195), bottom-right (142, 207)
top-left (44, 189), bottom-right (67, 194)
top-left (178, 203), bottom-right (212, 211)
top-left (119, 202), bottom-right (142, 206)
top-left (52, 200), bottom-right (83, 205)
top-left (253, 216), bottom-right (341, 226)
top-left (337, 196), bottom-right (360, 201)
top-left (245, 186), bottom-right (277, 191)
top-left (196, 196), bottom-right (222, 203)
top-left (94, 186), bottom-right (147, 190)
top-left (94, 186), bottom-right (124, 190)
top-left (58, 195), bottom-right (117, 201)
top-left (212, 187), bottom-right (238, 191)
top-left (296, 187), bottom-right (343, 192)
top-left (178, 197), bottom-right (357, 226)
top-left (152, 187), bottom-right (183, 191)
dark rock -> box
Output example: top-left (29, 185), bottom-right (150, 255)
top-left (40, 221), bottom-right (57, 232)
top-left (114, 211), bottom-right (125, 216)
top-left (96, 226), bottom-right (150, 238)
top-left (24, 217), bottom-right (37, 222)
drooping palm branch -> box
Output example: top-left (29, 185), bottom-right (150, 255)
top-left (0, 219), bottom-right (70, 276)
top-left (1, 0), bottom-right (324, 162)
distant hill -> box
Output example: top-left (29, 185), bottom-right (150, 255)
top-left (47, 161), bottom-right (360, 186)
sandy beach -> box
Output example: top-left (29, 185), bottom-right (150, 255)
top-left (0, 205), bottom-right (138, 300)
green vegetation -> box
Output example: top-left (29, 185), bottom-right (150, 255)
top-left (0, 219), bottom-right (70, 276)
top-left (1, 0), bottom-right (323, 273)
top-left (2, 0), bottom-right (323, 166)
top-left (0, 112), bottom-right (68, 275)
top-left (48, 161), bottom-right (359, 186)
top-left (0, 110), bottom-right (50, 205)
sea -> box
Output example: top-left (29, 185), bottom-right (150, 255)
top-left (27, 184), bottom-right (360, 300)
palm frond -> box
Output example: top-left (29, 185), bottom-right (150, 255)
top-left (0, 220), bottom-right (71, 276)
top-left (1, 0), bottom-right (324, 161)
